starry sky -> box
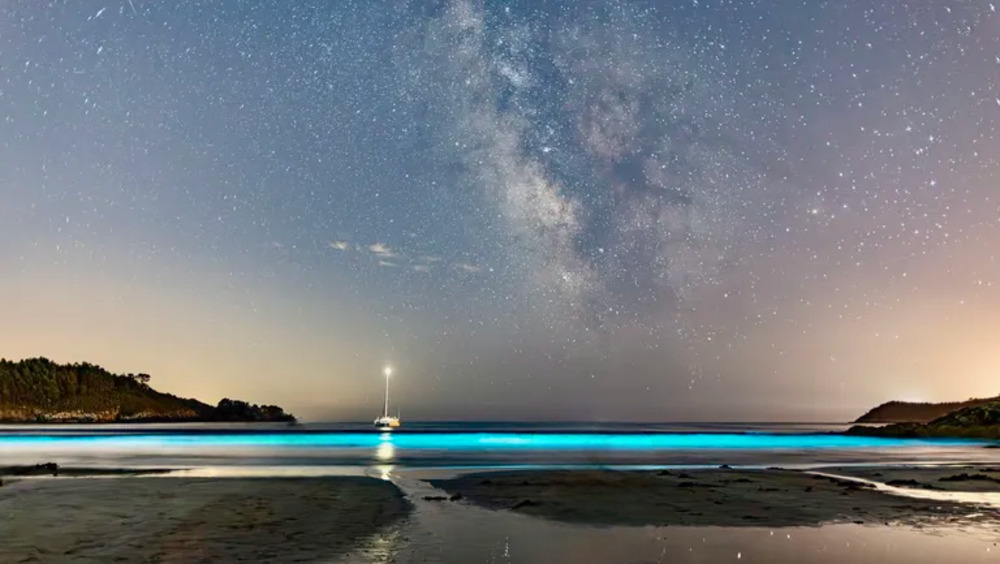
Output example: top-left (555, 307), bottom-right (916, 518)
top-left (2, 0), bottom-right (999, 422)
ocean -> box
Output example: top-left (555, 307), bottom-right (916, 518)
top-left (0, 421), bottom-right (995, 470)
top-left (2, 421), bottom-right (999, 563)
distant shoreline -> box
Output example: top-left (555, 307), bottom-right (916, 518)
top-left (1, 358), bottom-right (296, 424)
top-left (0, 417), bottom-right (300, 425)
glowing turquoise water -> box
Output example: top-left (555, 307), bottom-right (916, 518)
top-left (0, 431), bottom-right (984, 450)
top-left (2, 427), bottom-right (993, 469)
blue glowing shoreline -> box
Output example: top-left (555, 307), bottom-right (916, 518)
top-left (0, 431), bottom-right (988, 450)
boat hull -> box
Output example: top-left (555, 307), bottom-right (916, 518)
top-left (374, 416), bottom-right (401, 429)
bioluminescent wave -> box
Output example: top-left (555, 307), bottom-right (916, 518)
top-left (2, 427), bottom-right (995, 469)
top-left (0, 431), bottom-right (986, 450)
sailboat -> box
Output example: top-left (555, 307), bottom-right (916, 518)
top-left (373, 366), bottom-right (401, 429)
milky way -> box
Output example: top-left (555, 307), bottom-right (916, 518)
top-left (1, 1), bottom-right (998, 420)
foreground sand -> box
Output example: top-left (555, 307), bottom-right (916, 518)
top-left (428, 466), bottom-right (1000, 528)
top-left (0, 476), bottom-right (409, 563)
top-left (1, 466), bottom-right (997, 563)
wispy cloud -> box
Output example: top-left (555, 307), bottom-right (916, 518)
top-left (454, 262), bottom-right (482, 273)
top-left (325, 237), bottom-right (482, 275)
top-left (367, 242), bottom-right (398, 258)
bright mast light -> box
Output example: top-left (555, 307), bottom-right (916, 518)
top-left (381, 365), bottom-right (392, 420)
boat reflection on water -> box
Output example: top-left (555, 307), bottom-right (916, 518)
top-left (376, 433), bottom-right (396, 463)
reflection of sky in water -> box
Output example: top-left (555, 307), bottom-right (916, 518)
top-left (368, 469), bottom-right (1000, 563)
top-left (808, 471), bottom-right (1000, 509)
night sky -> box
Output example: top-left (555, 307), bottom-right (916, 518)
top-left (2, 1), bottom-right (998, 421)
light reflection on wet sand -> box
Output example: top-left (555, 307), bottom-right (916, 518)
top-left (333, 469), bottom-right (1000, 564)
top-left (808, 470), bottom-right (1000, 509)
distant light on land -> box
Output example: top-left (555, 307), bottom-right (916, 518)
top-left (384, 366), bottom-right (393, 378)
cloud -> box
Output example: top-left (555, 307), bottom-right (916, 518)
top-left (367, 242), bottom-right (398, 258)
top-left (325, 237), bottom-right (488, 277)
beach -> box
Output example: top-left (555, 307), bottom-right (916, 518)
top-left (428, 465), bottom-right (1000, 528)
top-left (2, 424), bottom-right (998, 562)
top-left (0, 475), bottom-right (410, 563)
top-left (2, 463), bottom-right (999, 563)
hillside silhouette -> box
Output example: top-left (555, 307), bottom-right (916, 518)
top-left (0, 357), bottom-right (294, 423)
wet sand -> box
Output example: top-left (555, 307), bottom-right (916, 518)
top-left (428, 466), bottom-right (1000, 528)
top-left (0, 476), bottom-right (410, 563)
top-left (2, 465), bottom-right (998, 563)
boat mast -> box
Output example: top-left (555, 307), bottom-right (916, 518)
top-left (383, 366), bottom-right (392, 419)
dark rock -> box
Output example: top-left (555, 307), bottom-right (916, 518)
top-left (886, 479), bottom-right (923, 488)
top-left (478, 479), bottom-right (493, 485)
top-left (449, 492), bottom-right (463, 501)
top-left (719, 464), bottom-right (732, 470)
top-left (210, 398), bottom-right (295, 423)
top-left (3, 462), bottom-right (59, 476)
top-left (512, 499), bottom-right (539, 509)
top-left (422, 495), bottom-right (448, 501)
top-left (939, 473), bottom-right (1000, 483)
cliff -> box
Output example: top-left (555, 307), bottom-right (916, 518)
top-left (846, 401), bottom-right (1000, 440)
top-left (853, 395), bottom-right (1000, 424)
top-left (0, 357), bottom-right (295, 423)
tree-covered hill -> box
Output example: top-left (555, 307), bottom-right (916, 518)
top-left (854, 395), bottom-right (1000, 424)
top-left (846, 401), bottom-right (1000, 440)
top-left (0, 357), bottom-right (294, 423)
